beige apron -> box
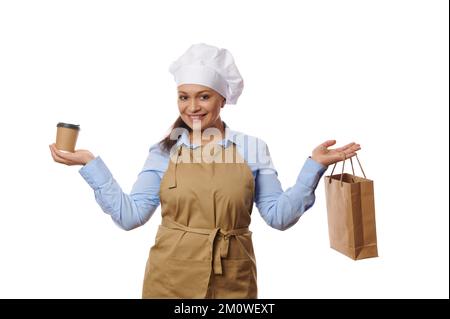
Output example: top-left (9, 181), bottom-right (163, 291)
top-left (142, 142), bottom-right (257, 298)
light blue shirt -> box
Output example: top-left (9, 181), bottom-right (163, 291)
top-left (79, 124), bottom-right (327, 231)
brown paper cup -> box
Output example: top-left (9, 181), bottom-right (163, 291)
top-left (55, 122), bottom-right (80, 153)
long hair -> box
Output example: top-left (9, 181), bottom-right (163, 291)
top-left (158, 116), bottom-right (192, 153)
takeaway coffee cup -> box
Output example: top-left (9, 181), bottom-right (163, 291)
top-left (55, 122), bottom-right (80, 153)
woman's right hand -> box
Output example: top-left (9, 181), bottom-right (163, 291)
top-left (49, 143), bottom-right (95, 166)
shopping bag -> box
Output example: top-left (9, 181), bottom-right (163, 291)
top-left (324, 154), bottom-right (378, 260)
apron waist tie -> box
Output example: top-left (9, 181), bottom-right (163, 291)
top-left (161, 218), bottom-right (250, 275)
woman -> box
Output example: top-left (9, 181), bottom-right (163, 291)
top-left (49, 43), bottom-right (361, 298)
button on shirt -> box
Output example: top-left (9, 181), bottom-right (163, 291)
top-left (79, 125), bottom-right (327, 231)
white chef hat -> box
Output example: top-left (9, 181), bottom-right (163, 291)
top-left (169, 43), bottom-right (244, 105)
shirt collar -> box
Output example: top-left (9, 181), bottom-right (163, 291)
top-left (176, 121), bottom-right (242, 149)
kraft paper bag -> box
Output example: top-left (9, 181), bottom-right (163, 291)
top-left (324, 155), bottom-right (378, 260)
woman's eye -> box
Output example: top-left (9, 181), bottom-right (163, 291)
top-left (200, 95), bottom-right (209, 100)
top-left (179, 96), bottom-right (187, 101)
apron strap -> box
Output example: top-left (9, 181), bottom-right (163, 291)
top-left (168, 145), bottom-right (183, 189)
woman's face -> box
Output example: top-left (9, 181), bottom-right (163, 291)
top-left (177, 84), bottom-right (225, 131)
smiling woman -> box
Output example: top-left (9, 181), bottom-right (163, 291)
top-left (49, 43), bottom-right (361, 299)
top-left (158, 84), bottom-right (226, 152)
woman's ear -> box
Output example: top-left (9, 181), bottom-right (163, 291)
top-left (221, 98), bottom-right (226, 108)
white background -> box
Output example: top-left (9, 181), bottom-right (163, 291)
top-left (0, 0), bottom-right (448, 299)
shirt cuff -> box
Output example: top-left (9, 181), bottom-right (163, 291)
top-left (296, 157), bottom-right (328, 189)
top-left (78, 156), bottom-right (112, 190)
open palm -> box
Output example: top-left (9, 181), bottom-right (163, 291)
top-left (311, 140), bottom-right (361, 167)
top-left (49, 143), bottom-right (95, 166)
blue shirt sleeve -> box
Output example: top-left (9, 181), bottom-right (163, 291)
top-left (253, 139), bottom-right (328, 231)
top-left (78, 143), bottom-right (169, 230)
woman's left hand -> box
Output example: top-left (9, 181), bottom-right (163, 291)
top-left (311, 140), bottom-right (361, 167)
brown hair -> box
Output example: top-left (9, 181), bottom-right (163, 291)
top-left (158, 116), bottom-right (192, 153)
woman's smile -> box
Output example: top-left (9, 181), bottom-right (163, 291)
top-left (187, 113), bottom-right (207, 121)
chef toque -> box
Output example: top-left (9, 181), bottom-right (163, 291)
top-left (169, 43), bottom-right (244, 105)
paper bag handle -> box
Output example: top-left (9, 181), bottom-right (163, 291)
top-left (329, 154), bottom-right (367, 185)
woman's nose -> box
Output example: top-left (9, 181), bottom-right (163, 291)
top-left (189, 100), bottom-right (200, 112)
